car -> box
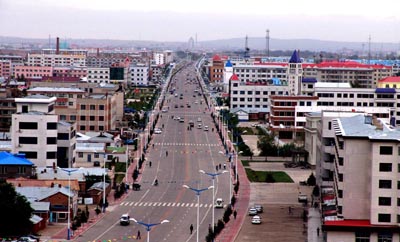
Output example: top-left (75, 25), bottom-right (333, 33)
top-left (254, 204), bottom-right (263, 213)
top-left (248, 207), bottom-right (258, 215)
top-left (204, 126), bottom-right (209, 131)
top-left (194, 101), bottom-right (199, 104)
top-left (197, 117), bottom-right (202, 122)
top-left (179, 118), bottom-right (184, 123)
top-left (174, 116), bottom-right (180, 120)
top-left (154, 128), bottom-right (162, 134)
top-left (251, 215), bottom-right (262, 224)
top-left (120, 213), bottom-right (130, 225)
top-left (18, 237), bottom-right (37, 242)
top-left (215, 198), bottom-right (224, 208)
top-left (174, 93), bottom-right (178, 97)
top-left (189, 120), bottom-right (194, 127)
top-left (197, 123), bottom-right (202, 129)
top-left (162, 108), bottom-right (168, 113)
top-left (180, 104), bottom-right (184, 108)
top-left (174, 104), bottom-right (178, 108)
top-left (298, 194), bottom-right (308, 203)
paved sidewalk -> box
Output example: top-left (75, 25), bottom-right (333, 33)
top-left (308, 208), bottom-right (324, 242)
top-left (215, 155), bottom-right (251, 242)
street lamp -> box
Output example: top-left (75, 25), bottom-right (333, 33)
top-left (235, 151), bottom-right (243, 181)
top-left (60, 168), bottom-right (80, 240)
top-left (130, 218), bottom-right (169, 242)
top-left (183, 185), bottom-right (214, 242)
top-left (199, 170), bottom-right (228, 233)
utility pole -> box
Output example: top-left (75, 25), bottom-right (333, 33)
top-left (266, 29), bottom-right (270, 58)
top-left (368, 35), bottom-right (371, 65)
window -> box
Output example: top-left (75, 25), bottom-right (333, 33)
top-left (90, 125), bottom-right (95, 131)
top-left (19, 122), bottom-right (38, 130)
top-left (70, 115), bottom-right (76, 121)
top-left (46, 152), bottom-right (57, 159)
top-left (380, 146), bottom-right (393, 155)
top-left (78, 152), bottom-right (83, 158)
top-left (47, 122), bottom-right (57, 130)
top-left (378, 197), bottom-right (391, 206)
top-left (355, 231), bottom-right (370, 242)
top-left (378, 214), bottom-right (391, 223)
top-left (80, 116), bottom-right (86, 121)
top-left (19, 137), bottom-right (37, 144)
top-left (338, 173), bottom-right (343, 182)
top-left (379, 163), bottom-right (392, 172)
top-left (379, 180), bottom-right (392, 189)
top-left (90, 116), bottom-right (96, 121)
top-left (22, 151), bottom-right (37, 159)
top-left (80, 104), bottom-right (86, 110)
top-left (47, 137), bottom-right (57, 144)
top-left (94, 153), bottom-right (99, 158)
top-left (338, 190), bottom-right (343, 198)
top-left (99, 116), bottom-right (104, 121)
top-left (328, 122), bottom-right (332, 130)
top-left (378, 232), bottom-right (392, 242)
top-left (90, 105), bottom-right (96, 110)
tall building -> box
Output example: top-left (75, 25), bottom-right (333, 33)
top-left (129, 63), bottom-right (149, 86)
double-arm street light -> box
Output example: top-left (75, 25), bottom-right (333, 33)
top-left (130, 218), bottom-right (169, 242)
top-left (199, 170), bottom-right (228, 233)
top-left (183, 185), bottom-right (214, 242)
top-left (60, 168), bottom-right (80, 240)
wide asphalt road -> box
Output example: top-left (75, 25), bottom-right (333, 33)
top-left (78, 62), bottom-right (231, 242)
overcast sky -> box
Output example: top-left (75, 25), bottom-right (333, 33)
top-left (1, 0), bottom-right (400, 43)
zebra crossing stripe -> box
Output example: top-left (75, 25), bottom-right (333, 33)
top-left (143, 202), bottom-right (148, 206)
top-left (138, 202), bottom-right (143, 206)
top-left (134, 202), bottom-right (139, 206)
top-left (129, 202), bottom-right (134, 206)
top-left (148, 202), bottom-right (153, 206)
top-left (156, 202), bottom-right (162, 206)
top-left (162, 202), bottom-right (167, 206)
top-left (181, 203), bottom-right (185, 207)
top-left (204, 204), bottom-right (208, 208)
top-left (200, 204), bottom-right (203, 207)
top-left (172, 203), bottom-right (176, 207)
top-left (167, 202), bottom-right (172, 206)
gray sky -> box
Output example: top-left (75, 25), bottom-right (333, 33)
top-left (1, 0), bottom-right (400, 43)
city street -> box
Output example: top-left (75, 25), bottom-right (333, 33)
top-left (78, 62), bottom-right (232, 242)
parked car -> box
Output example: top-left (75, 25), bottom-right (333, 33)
top-left (204, 126), bottom-right (209, 131)
top-left (154, 128), bottom-right (162, 134)
top-left (251, 215), bottom-right (262, 224)
top-left (18, 237), bottom-right (37, 242)
top-left (248, 207), bottom-right (258, 216)
top-left (120, 213), bottom-right (130, 225)
top-left (254, 204), bottom-right (263, 213)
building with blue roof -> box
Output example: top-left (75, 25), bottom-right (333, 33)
top-left (0, 151), bottom-right (34, 179)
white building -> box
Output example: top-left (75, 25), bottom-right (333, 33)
top-left (11, 95), bottom-right (59, 167)
top-left (130, 63), bottom-right (149, 86)
top-left (153, 53), bottom-right (165, 65)
top-left (27, 53), bottom-right (86, 67)
top-left (57, 121), bottom-right (76, 168)
top-left (87, 67), bottom-right (110, 83)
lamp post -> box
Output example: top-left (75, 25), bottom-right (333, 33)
top-left (235, 151), bottom-right (243, 182)
top-left (199, 170), bottom-right (228, 233)
top-left (60, 168), bottom-right (79, 240)
top-left (183, 185), bottom-right (214, 242)
top-left (130, 218), bottom-right (169, 242)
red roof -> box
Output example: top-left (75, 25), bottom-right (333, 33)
top-left (230, 74), bottom-right (239, 81)
top-left (212, 55), bottom-right (222, 61)
top-left (312, 61), bottom-right (389, 70)
top-left (378, 76), bottom-right (400, 83)
top-left (325, 220), bottom-right (371, 227)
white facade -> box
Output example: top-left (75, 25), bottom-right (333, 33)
top-left (27, 53), bottom-right (86, 67)
top-left (153, 53), bottom-right (164, 65)
top-left (11, 95), bottom-right (59, 167)
top-left (87, 67), bottom-right (110, 83)
top-left (130, 64), bottom-right (149, 86)
top-left (57, 121), bottom-right (77, 168)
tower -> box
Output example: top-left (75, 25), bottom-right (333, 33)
top-left (288, 50), bottom-right (303, 95)
top-left (266, 29), bottom-right (270, 57)
top-left (223, 60), bottom-right (233, 93)
top-left (244, 35), bottom-right (250, 61)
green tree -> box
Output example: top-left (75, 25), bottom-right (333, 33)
top-left (257, 133), bottom-right (277, 156)
top-left (0, 180), bottom-right (33, 236)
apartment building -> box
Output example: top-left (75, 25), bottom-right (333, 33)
top-left (0, 60), bottom-right (11, 78)
top-left (11, 95), bottom-right (58, 167)
top-left (130, 63), bottom-right (149, 86)
top-left (27, 53), bottom-right (86, 67)
top-left (27, 86), bottom-right (123, 133)
top-left (318, 115), bottom-right (400, 242)
top-left (14, 65), bottom-right (53, 79)
top-left (153, 51), bottom-right (173, 65)
top-left (86, 67), bottom-right (110, 83)
top-left (53, 66), bottom-right (87, 78)
top-left (87, 55), bottom-right (128, 68)
top-left (209, 55), bottom-right (224, 83)
top-left (57, 121), bottom-right (76, 168)
top-left (0, 88), bottom-right (17, 132)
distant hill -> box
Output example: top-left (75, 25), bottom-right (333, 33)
top-left (1, 35), bottom-right (398, 52)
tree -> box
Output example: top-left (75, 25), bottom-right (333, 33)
top-left (0, 180), bottom-right (33, 236)
top-left (307, 173), bottom-right (316, 186)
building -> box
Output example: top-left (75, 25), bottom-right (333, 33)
top-left (130, 63), bottom-right (149, 86)
top-left (209, 55), bottom-right (224, 83)
top-left (377, 76), bottom-right (400, 88)
top-left (14, 65), bottom-right (53, 79)
top-left (57, 121), bottom-right (76, 168)
top-left (0, 87), bottom-right (17, 132)
top-left (0, 152), bottom-right (34, 179)
top-left (86, 67), bottom-right (110, 83)
top-left (53, 66), bottom-right (87, 78)
top-left (11, 95), bottom-right (58, 167)
top-left (27, 53), bottom-right (86, 67)
top-left (0, 60), bottom-right (11, 78)
top-left (316, 115), bottom-right (400, 241)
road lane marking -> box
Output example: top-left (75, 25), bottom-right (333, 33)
top-left (143, 202), bottom-right (148, 206)
top-left (162, 202), bottom-right (167, 206)
top-left (172, 202), bottom-right (176, 207)
top-left (134, 202), bottom-right (139, 206)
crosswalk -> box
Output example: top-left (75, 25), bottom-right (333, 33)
top-left (119, 201), bottom-right (213, 208)
top-left (155, 142), bottom-right (219, 147)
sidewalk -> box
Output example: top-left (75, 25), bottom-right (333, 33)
top-left (215, 155), bottom-right (251, 242)
top-left (308, 208), bottom-right (324, 242)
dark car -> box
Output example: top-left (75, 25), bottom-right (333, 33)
top-left (254, 204), bottom-right (263, 213)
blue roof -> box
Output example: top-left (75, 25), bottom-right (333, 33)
top-left (0, 152), bottom-right (34, 166)
top-left (302, 77), bottom-right (317, 83)
top-left (289, 50), bottom-right (301, 63)
top-left (225, 60), bottom-right (233, 67)
top-left (375, 88), bottom-right (396, 94)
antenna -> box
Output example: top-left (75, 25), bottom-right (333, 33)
top-left (266, 29), bottom-right (270, 58)
top-left (244, 35), bottom-right (250, 60)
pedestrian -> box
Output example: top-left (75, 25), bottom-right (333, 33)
top-left (166, 151), bottom-right (168, 157)
top-left (152, 143), bottom-right (154, 148)
top-left (288, 206), bottom-right (292, 215)
top-left (149, 161), bottom-right (152, 167)
top-left (137, 230), bottom-right (141, 239)
top-left (223, 163), bottom-right (226, 170)
top-left (190, 224), bottom-right (193, 234)
top-left (216, 165), bottom-right (218, 171)
top-left (219, 163), bottom-right (221, 169)
top-left (233, 210), bottom-right (237, 219)
top-left (317, 227), bottom-right (320, 236)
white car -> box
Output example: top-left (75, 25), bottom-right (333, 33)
top-left (120, 213), bottom-right (130, 225)
top-left (204, 126), bottom-right (209, 131)
top-left (215, 198), bottom-right (224, 208)
top-left (174, 116), bottom-right (180, 120)
top-left (154, 128), bottom-right (162, 134)
top-left (251, 215), bottom-right (262, 224)
top-left (248, 207), bottom-right (258, 215)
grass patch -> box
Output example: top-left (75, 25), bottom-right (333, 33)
top-left (114, 174), bottom-right (125, 184)
top-left (241, 160), bottom-right (250, 166)
top-left (245, 168), bottom-right (294, 183)
top-left (114, 162), bottom-right (127, 172)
